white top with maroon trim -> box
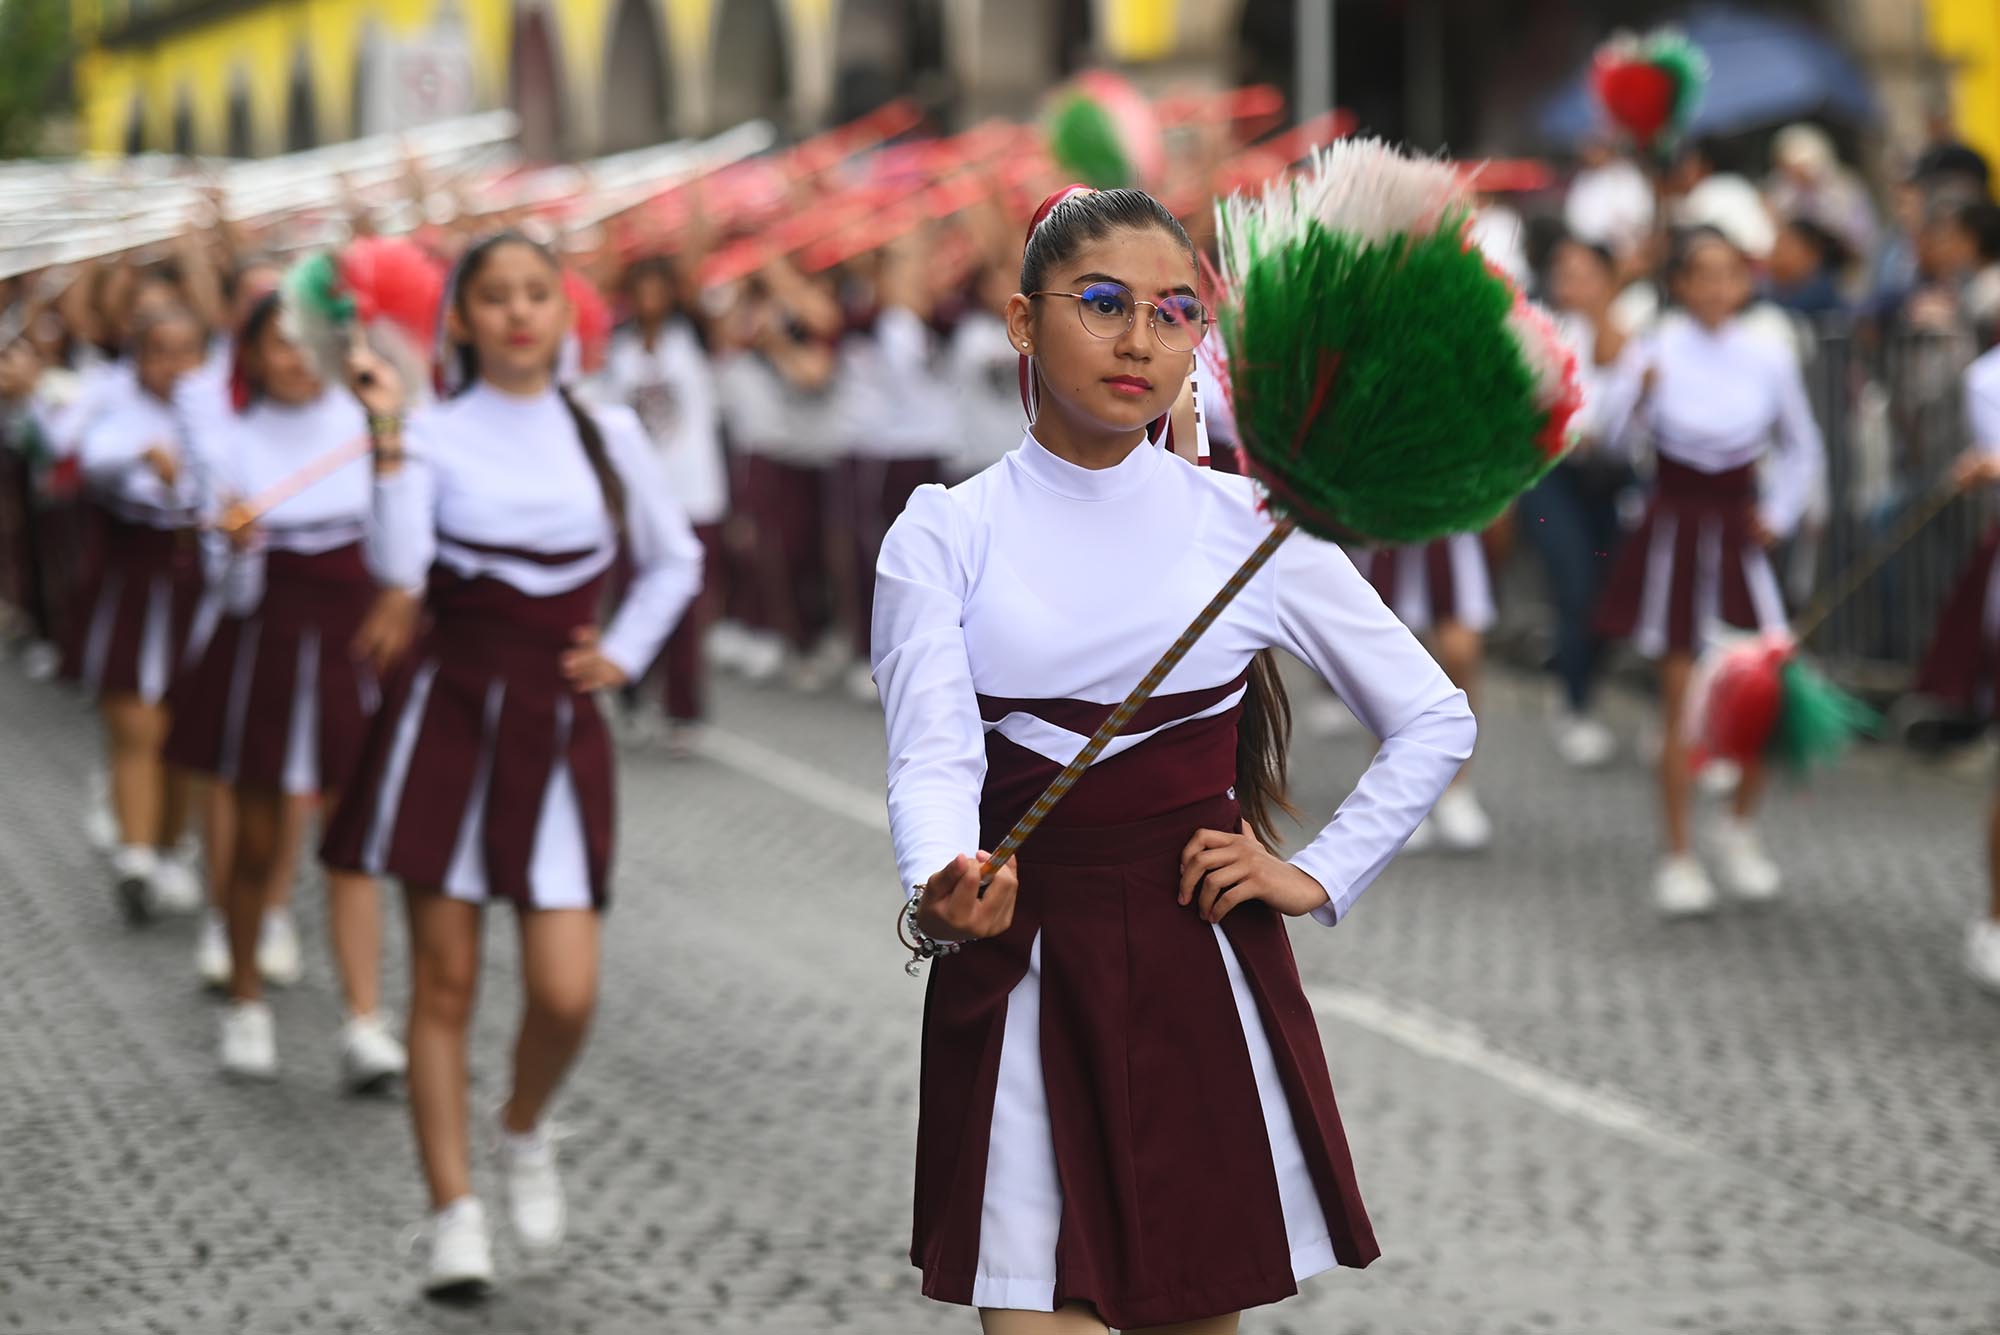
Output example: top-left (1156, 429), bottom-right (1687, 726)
top-left (871, 430), bottom-right (1476, 924)
top-left (370, 382), bottom-right (705, 680)
top-left (1598, 314), bottom-right (1826, 534)
top-left (78, 378), bottom-right (201, 526)
top-left (185, 391), bottom-right (375, 613)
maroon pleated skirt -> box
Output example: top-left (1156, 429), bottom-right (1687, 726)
top-left (913, 698), bottom-right (1378, 1327)
top-left (1916, 526), bottom-right (1999, 718)
top-left (63, 509), bottom-right (204, 705)
top-left (1596, 458), bottom-right (1785, 657)
top-left (165, 543), bottom-right (381, 795)
top-left (1360, 534), bottom-right (1496, 633)
top-left (321, 564), bottom-right (615, 910)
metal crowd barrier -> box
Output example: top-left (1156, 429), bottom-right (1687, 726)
top-left (1800, 322), bottom-right (1989, 697)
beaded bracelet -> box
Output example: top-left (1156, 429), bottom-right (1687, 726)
top-left (366, 411), bottom-right (404, 440)
top-left (896, 888), bottom-right (964, 977)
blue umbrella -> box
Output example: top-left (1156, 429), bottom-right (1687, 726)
top-left (1538, 3), bottom-right (1878, 146)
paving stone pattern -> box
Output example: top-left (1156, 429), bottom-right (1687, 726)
top-left (1, 660), bottom-right (1996, 1334)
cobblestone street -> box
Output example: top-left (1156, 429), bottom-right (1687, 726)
top-left (3, 658), bottom-right (1998, 1335)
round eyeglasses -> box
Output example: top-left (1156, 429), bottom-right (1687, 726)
top-left (1028, 281), bottom-right (1210, 352)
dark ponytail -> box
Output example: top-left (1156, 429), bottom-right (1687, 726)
top-left (1019, 186), bottom-right (1295, 845)
top-left (450, 231), bottom-right (625, 531)
top-left (557, 383), bottom-right (627, 533)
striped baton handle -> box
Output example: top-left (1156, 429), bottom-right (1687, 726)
top-left (214, 435), bottom-right (372, 535)
top-left (978, 518), bottom-right (1296, 894)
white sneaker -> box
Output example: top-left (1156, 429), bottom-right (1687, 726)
top-left (1430, 787), bottom-right (1493, 853)
top-left (1553, 713), bottom-right (1617, 770)
top-left (218, 999), bottom-right (277, 1078)
top-left (258, 908), bottom-right (304, 986)
top-left (1966, 919), bottom-right (2000, 995)
top-left (149, 847), bottom-right (204, 915)
top-left (1303, 697), bottom-right (1362, 739)
top-left (705, 620), bottom-right (750, 672)
top-left (844, 661), bottom-right (878, 704)
top-left (1711, 819), bottom-right (1782, 902)
top-left (496, 1115), bottom-right (567, 1256)
top-left (110, 845), bottom-right (158, 924)
top-left (20, 639), bottom-right (60, 681)
top-left (422, 1197), bottom-right (496, 1301)
top-left (85, 769), bottom-right (118, 852)
top-left (340, 1014), bottom-right (408, 1093)
top-left (1697, 758), bottom-right (1742, 798)
top-left (664, 720), bottom-right (704, 761)
top-left (196, 910), bottom-right (230, 990)
top-left (737, 631), bottom-right (786, 683)
top-left (1654, 854), bottom-right (1719, 919)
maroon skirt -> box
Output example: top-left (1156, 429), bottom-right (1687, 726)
top-left (321, 563), bottom-right (615, 910)
top-left (165, 543), bottom-right (382, 795)
top-left (1916, 526), bottom-right (1999, 718)
top-left (914, 699), bottom-right (1378, 1327)
top-left (1596, 458), bottom-right (1786, 657)
top-left (1360, 534), bottom-right (1496, 633)
top-left (63, 509), bottom-right (205, 705)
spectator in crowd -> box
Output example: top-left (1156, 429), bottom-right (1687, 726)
top-left (1766, 122), bottom-right (1878, 263)
top-left (1668, 138), bottom-right (1777, 260)
top-left (1765, 216), bottom-right (1852, 319)
top-left (1564, 133), bottom-right (1655, 262)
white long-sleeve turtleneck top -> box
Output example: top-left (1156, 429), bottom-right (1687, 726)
top-left (370, 382), bottom-right (705, 679)
top-left (871, 431), bottom-right (1476, 924)
top-left (1597, 315), bottom-right (1826, 534)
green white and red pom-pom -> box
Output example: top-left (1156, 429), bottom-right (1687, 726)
top-left (278, 238), bottom-right (446, 381)
top-left (1045, 71), bottom-right (1165, 190)
top-left (1591, 27), bottom-right (1709, 152)
top-left (1687, 633), bottom-right (1876, 777)
top-left (1212, 138), bottom-right (1579, 545)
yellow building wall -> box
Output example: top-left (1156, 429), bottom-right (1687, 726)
top-left (1930, 0), bottom-right (2000, 183)
top-left (76, 0), bottom-right (1184, 159)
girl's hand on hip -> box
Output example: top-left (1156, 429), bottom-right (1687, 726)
top-left (351, 587), bottom-right (421, 673)
top-left (560, 625), bottom-right (629, 693)
top-left (917, 851), bottom-right (1017, 943)
top-left (1179, 820), bottom-right (1329, 924)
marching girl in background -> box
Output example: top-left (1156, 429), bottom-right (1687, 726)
top-left (1595, 226), bottom-right (1826, 918)
top-left (1519, 235), bottom-right (1642, 771)
top-left (321, 232), bottom-right (703, 1298)
top-left (595, 256), bottom-right (728, 750)
top-left (71, 304), bottom-right (210, 922)
top-left (1915, 316), bottom-right (2000, 992)
top-left (837, 235), bottom-right (953, 702)
top-left (946, 260), bottom-right (1029, 484)
top-left (715, 261), bottom-right (843, 687)
top-left (873, 187), bottom-right (1474, 1334)
top-left (165, 294), bottom-right (408, 1085)
top-left (1353, 532), bottom-right (1495, 853)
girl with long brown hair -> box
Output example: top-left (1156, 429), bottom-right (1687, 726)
top-left (872, 187), bottom-right (1475, 1333)
top-left (321, 232), bottom-right (704, 1299)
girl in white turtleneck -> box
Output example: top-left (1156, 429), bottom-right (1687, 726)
top-left (1596, 227), bottom-right (1826, 918)
top-left (323, 233), bottom-right (703, 1301)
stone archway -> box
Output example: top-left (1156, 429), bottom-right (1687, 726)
top-left (511, 9), bottom-right (567, 161)
top-left (284, 55), bottom-right (318, 152)
top-left (226, 82), bottom-right (255, 158)
top-left (956, 0), bottom-right (1091, 120)
top-left (171, 95), bottom-right (196, 156)
top-left (710, 0), bottom-right (790, 132)
top-left (602, 0), bottom-right (672, 152)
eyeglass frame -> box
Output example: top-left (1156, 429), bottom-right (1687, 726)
top-left (1026, 283), bottom-right (1211, 351)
